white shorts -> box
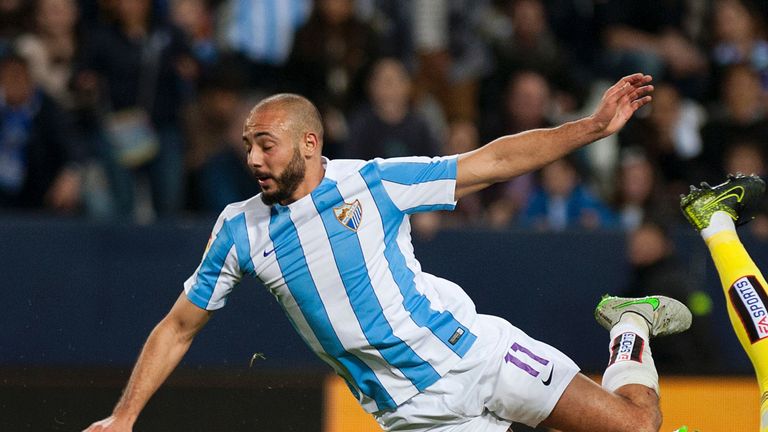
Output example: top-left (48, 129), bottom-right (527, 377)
top-left (374, 314), bottom-right (580, 432)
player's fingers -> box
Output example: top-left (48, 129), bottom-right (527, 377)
top-left (612, 73), bottom-right (644, 91)
top-left (605, 74), bottom-right (646, 100)
top-left (614, 80), bottom-right (637, 100)
top-left (620, 73), bottom-right (646, 84)
top-left (618, 81), bottom-right (654, 106)
top-left (604, 80), bottom-right (629, 98)
top-left (604, 82), bottom-right (630, 102)
top-left (624, 73), bottom-right (653, 87)
top-left (629, 75), bottom-right (653, 92)
top-left (630, 95), bottom-right (653, 110)
top-left (607, 73), bottom-right (653, 98)
top-left (627, 84), bottom-right (654, 101)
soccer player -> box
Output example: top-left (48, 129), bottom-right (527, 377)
top-left (681, 174), bottom-right (768, 432)
top-left (84, 74), bottom-right (692, 432)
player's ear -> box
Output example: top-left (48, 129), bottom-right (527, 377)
top-left (303, 132), bottom-right (320, 156)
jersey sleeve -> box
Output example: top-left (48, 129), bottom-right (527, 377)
top-left (184, 212), bottom-right (244, 310)
top-left (376, 155), bottom-right (458, 214)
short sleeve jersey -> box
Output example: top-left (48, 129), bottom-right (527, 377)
top-left (184, 156), bottom-right (479, 413)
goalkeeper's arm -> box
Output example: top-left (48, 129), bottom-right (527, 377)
top-left (83, 293), bottom-right (213, 432)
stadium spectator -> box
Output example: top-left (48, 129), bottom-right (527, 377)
top-left (543, 0), bottom-right (601, 89)
top-left (411, 0), bottom-right (492, 122)
top-left (183, 62), bottom-right (259, 213)
top-left (0, 0), bottom-right (31, 57)
top-left (709, 0), bottom-right (768, 94)
top-left (722, 140), bottom-right (768, 238)
top-left (700, 64), bottom-right (768, 180)
top-left (345, 57), bottom-right (440, 160)
top-left (618, 82), bottom-right (707, 191)
top-left (169, 0), bottom-right (219, 68)
top-left (497, 0), bottom-right (561, 76)
top-left (624, 221), bottom-right (719, 373)
top-left (723, 140), bottom-right (767, 183)
top-left (481, 0), bottom-right (583, 116)
top-left (215, 0), bottom-right (311, 91)
top-left (73, 0), bottom-right (195, 220)
top-left (611, 149), bottom-right (677, 231)
top-left (15, 0), bottom-right (118, 218)
top-left (354, 0), bottom-right (412, 61)
top-left (483, 70), bottom-right (553, 142)
top-left (595, 0), bottom-right (707, 97)
top-left (521, 156), bottom-right (615, 231)
top-left (287, 0), bottom-right (379, 154)
top-left (0, 53), bottom-right (84, 213)
top-left (15, 0), bottom-right (80, 109)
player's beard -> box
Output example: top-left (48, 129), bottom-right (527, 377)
top-left (260, 145), bottom-right (306, 206)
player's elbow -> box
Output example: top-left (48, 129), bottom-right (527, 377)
top-left (154, 314), bottom-right (193, 345)
top-left (629, 406), bottom-right (662, 432)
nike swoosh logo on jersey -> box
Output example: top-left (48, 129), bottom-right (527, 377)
top-left (541, 364), bottom-right (554, 386)
top-left (263, 247), bottom-right (276, 257)
top-left (701, 186), bottom-right (745, 210)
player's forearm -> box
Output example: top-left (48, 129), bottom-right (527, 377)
top-left (485, 116), bottom-right (604, 182)
top-left (111, 318), bottom-right (195, 423)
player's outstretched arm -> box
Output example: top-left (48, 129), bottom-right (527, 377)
top-left (83, 293), bottom-right (213, 432)
top-left (454, 73), bottom-right (653, 199)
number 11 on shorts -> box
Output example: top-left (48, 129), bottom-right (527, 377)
top-left (504, 342), bottom-right (550, 377)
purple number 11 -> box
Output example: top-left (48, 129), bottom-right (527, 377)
top-left (504, 342), bottom-right (550, 377)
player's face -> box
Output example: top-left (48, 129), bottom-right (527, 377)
top-left (259, 145), bottom-right (306, 205)
top-left (243, 107), bottom-right (308, 205)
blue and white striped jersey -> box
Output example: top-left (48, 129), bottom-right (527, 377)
top-left (184, 156), bottom-right (479, 412)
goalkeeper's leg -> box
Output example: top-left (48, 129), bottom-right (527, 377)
top-left (682, 174), bottom-right (768, 430)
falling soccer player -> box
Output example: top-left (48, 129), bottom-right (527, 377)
top-left (84, 74), bottom-right (697, 432)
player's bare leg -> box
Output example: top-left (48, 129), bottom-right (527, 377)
top-left (682, 174), bottom-right (768, 431)
top-left (536, 295), bottom-right (691, 432)
top-left (539, 375), bottom-right (660, 431)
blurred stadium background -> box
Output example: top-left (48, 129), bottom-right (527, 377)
top-left (3, 0), bottom-right (768, 430)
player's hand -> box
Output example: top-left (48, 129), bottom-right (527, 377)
top-left (590, 73), bottom-right (653, 137)
top-left (82, 415), bottom-right (133, 432)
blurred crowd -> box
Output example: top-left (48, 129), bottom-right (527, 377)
top-left (2, 0), bottom-right (768, 236)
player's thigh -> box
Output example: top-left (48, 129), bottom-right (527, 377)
top-left (479, 316), bottom-right (580, 427)
top-left (539, 373), bottom-right (660, 432)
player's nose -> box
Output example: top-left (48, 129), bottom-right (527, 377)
top-left (247, 147), bottom-right (264, 168)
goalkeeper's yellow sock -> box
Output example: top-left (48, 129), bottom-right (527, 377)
top-left (704, 212), bottom-right (768, 431)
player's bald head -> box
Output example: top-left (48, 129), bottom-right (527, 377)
top-left (247, 93), bottom-right (324, 144)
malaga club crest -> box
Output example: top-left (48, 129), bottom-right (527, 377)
top-left (334, 200), bottom-right (363, 232)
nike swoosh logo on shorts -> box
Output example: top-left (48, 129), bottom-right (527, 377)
top-left (541, 364), bottom-right (554, 386)
top-left (263, 248), bottom-right (276, 257)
